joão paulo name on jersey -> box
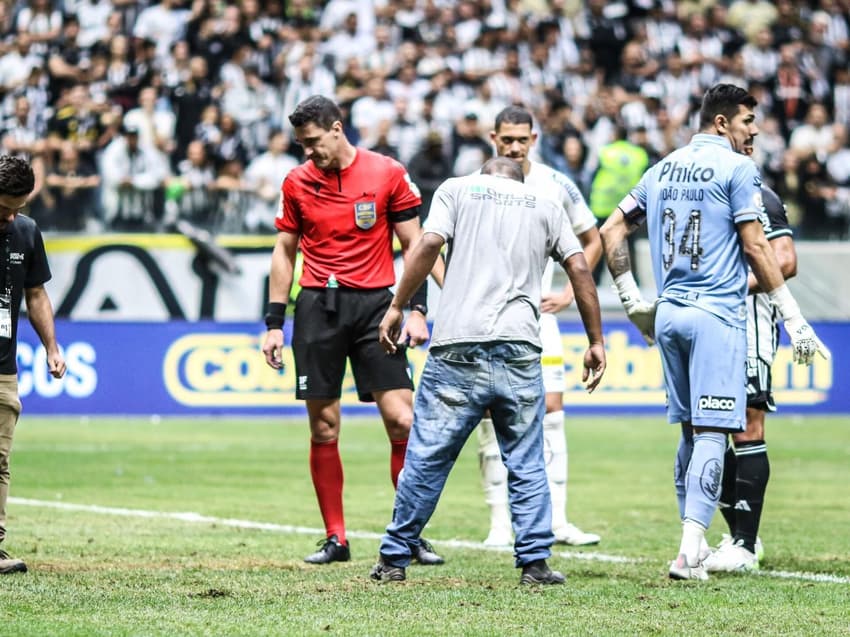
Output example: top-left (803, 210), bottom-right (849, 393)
top-left (624, 134), bottom-right (762, 327)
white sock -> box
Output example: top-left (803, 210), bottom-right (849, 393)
top-left (477, 418), bottom-right (511, 532)
top-left (679, 519), bottom-right (707, 566)
top-left (543, 410), bottom-right (568, 530)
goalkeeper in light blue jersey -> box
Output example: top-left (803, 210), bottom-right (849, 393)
top-left (600, 84), bottom-right (829, 581)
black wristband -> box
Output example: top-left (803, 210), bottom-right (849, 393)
top-left (409, 280), bottom-right (428, 311)
top-left (264, 302), bottom-right (287, 330)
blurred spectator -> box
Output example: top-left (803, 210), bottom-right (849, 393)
top-left (75, 0), bottom-right (114, 50)
top-left (243, 129), bottom-right (298, 233)
top-left (751, 115), bottom-right (787, 185)
top-left (642, 1), bottom-right (683, 59)
top-left (351, 75), bottom-right (395, 148)
top-left (16, 0), bottom-right (63, 62)
top-left (788, 102), bottom-right (839, 162)
top-left (612, 40), bottom-right (660, 99)
top-left (676, 12), bottom-right (724, 88)
top-left (100, 119), bottom-right (169, 230)
top-left (407, 130), bottom-right (452, 220)
top-left (769, 44), bottom-right (814, 139)
top-left (133, 0), bottom-right (192, 62)
top-left (461, 80), bottom-right (505, 135)
top-left (450, 111), bottom-right (492, 176)
top-left (322, 11), bottom-right (374, 76)
top-left (588, 123), bottom-right (648, 282)
top-left (161, 40), bottom-right (193, 91)
top-left (796, 152), bottom-right (837, 239)
top-left (280, 49), bottom-right (336, 129)
top-left (833, 66), bottom-right (850, 128)
top-left (575, 0), bottom-right (629, 83)
top-left (741, 28), bottom-right (779, 84)
top-left (194, 103), bottom-right (223, 149)
top-left (1, 96), bottom-right (44, 161)
top-left (221, 63), bottom-right (280, 159)
top-left (171, 55), bottom-right (218, 163)
top-left (770, 0), bottom-right (805, 49)
top-left (727, 0), bottom-right (777, 43)
top-left (554, 134), bottom-right (593, 199)
top-left (41, 142), bottom-right (101, 232)
top-left (0, 34), bottom-right (40, 96)
top-left (166, 139), bottom-right (216, 228)
top-left (47, 83), bottom-right (104, 172)
top-left (211, 156), bottom-right (250, 233)
top-left (656, 51), bottom-right (701, 124)
top-left (123, 86), bottom-right (177, 156)
top-left (101, 35), bottom-right (138, 113)
top-left (47, 15), bottom-right (92, 100)
top-left (212, 112), bottom-right (248, 169)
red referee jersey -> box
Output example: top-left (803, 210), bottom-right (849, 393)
top-left (276, 149), bottom-right (422, 289)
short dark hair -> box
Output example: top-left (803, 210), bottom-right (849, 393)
top-left (494, 105), bottom-right (533, 131)
top-left (0, 155), bottom-right (35, 197)
top-left (699, 84), bottom-right (757, 129)
top-left (480, 157), bottom-right (524, 182)
top-left (289, 95), bottom-right (343, 130)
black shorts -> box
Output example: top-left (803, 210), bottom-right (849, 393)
top-left (292, 287), bottom-right (414, 402)
top-left (746, 355), bottom-right (776, 412)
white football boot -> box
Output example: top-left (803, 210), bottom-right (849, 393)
top-left (668, 553), bottom-right (709, 581)
top-left (553, 522), bottom-right (601, 546)
top-left (703, 538), bottom-right (759, 573)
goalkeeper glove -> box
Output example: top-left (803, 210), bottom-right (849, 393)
top-left (614, 272), bottom-right (657, 346)
top-left (768, 284), bottom-right (831, 365)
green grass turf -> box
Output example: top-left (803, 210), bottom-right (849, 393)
top-left (0, 415), bottom-right (848, 636)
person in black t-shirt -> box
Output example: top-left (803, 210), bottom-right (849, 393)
top-left (0, 156), bottom-right (65, 575)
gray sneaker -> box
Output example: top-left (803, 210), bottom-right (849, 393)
top-left (519, 559), bottom-right (565, 585)
top-left (413, 538), bottom-right (444, 565)
top-left (370, 557), bottom-right (406, 582)
top-left (0, 549), bottom-right (27, 574)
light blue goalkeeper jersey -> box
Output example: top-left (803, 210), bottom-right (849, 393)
top-left (626, 134), bottom-right (762, 327)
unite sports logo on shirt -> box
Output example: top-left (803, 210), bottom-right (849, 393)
top-left (468, 185), bottom-right (536, 207)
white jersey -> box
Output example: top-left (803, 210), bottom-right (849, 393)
top-left (525, 161), bottom-right (596, 295)
top-left (424, 173), bottom-right (582, 349)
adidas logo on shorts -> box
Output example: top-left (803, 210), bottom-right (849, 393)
top-left (698, 395), bottom-right (736, 411)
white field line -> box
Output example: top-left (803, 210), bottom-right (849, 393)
top-left (10, 497), bottom-right (849, 584)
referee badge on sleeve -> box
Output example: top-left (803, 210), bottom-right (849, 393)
top-left (354, 201), bottom-right (377, 229)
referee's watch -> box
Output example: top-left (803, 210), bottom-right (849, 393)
top-left (410, 304), bottom-right (428, 316)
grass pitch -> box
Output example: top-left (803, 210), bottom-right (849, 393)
top-left (1, 415), bottom-right (848, 636)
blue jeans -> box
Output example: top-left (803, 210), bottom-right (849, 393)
top-left (379, 341), bottom-right (553, 568)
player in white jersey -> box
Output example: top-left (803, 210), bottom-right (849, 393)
top-left (476, 105), bottom-right (603, 547)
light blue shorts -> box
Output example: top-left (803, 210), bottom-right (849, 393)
top-left (656, 301), bottom-right (745, 431)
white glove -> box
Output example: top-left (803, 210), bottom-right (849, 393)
top-left (784, 315), bottom-right (830, 365)
top-left (769, 284), bottom-right (831, 366)
top-left (614, 272), bottom-right (657, 346)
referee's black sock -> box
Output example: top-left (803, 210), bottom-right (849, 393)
top-left (733, 440), bottom-right (770, 555)
top-left (718, 439), bottom-right (737, 536)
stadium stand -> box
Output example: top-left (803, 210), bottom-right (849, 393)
top-left (0, 0), bottom-right (846, 239)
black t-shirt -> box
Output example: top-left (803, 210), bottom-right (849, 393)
top-left (0, 215), bottom-right (52, 374)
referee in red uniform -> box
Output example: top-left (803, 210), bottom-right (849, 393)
top-left (262, 95), bottom-right (443, 566)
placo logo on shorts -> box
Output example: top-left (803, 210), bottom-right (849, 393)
top-left (698, 395), bottom-right (736, 411)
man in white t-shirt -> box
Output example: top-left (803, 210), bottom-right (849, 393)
top-left (479, 105), bottom-right (604, 547)
top-left (370, 157), bottom-right (606, 585)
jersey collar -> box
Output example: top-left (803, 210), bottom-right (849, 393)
top-left (690, 134), bottom-right (733, 151)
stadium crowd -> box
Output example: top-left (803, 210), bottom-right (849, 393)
top-left (1, 0), bottom-right (849, 238)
